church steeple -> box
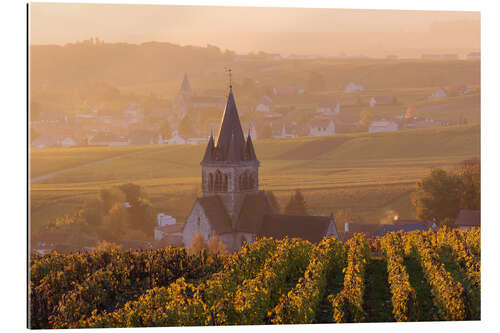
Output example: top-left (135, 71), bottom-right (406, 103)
top-left (180, 73), bottom-right (192, 96)
top-left (200, 81), bottom-right (260, 224)
top-left (201, 87), bottom-right (258, 165)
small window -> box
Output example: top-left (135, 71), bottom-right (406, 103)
top-left (197, 217), bottom-right (201, 229)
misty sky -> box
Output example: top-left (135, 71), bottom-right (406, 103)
top-left (30, 3), bottom-right (480, 56)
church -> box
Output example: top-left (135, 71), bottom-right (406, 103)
top-left (182, 84), bottom-right (339, 252)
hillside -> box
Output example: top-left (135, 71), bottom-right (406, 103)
top-left (30, 124), bottom-right (480, 234)
top-left (30, 42), bottom-right (480, 98)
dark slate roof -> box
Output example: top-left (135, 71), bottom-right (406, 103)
top-left (258, 214), bottom-right (332, 243)
top-left (197, 196), bottom-right (233, 234)
top-left (216, 89), bottom-right (245, 157)
top-left (394, 219), bottom-right (433, 227)
top-left (455, 209), bottom-right (480, 227)
top-left (201, 88), bottom-right (258, 165)
top-left (236, 191), bottom-right (275, 233)
top-left (346, 223), bottom-right (381, 235)
top-left (372, 223), bottom-right (430, 237)
top-left (245, 133), bottom-right (257, 161)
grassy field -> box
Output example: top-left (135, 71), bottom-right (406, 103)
top-left (30, 124), bottom-right (480, 235)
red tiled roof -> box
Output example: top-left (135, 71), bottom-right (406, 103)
top-left (155, 224), bottom-right (185, 234)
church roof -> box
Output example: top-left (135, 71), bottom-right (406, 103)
top-left (236, 191), bottom-right (275, 233)
top-left (258, 214), bottom-right (333, 243)
top-left (201, 88), bottom-right (258, 165)
top-left (455, 209), bottom-right (480, 227)
top-left (197, 196), bottom-right (233, 234)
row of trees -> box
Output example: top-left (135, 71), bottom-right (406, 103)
top-left (45, 183), bottom-right (156, 243)
top-left (267, 189), bottom-right (308, 215)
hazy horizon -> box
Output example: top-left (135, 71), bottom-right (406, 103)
top-left (30, 3), bottom-right (480, 57)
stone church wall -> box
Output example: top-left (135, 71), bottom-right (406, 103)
top-left (182, 201), bottom-right (215, 247)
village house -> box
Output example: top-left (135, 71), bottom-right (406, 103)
top-left (154, 223), bottom-right (185, 242)
top-left (157, 213), bottom-right (176, 226)
top-left (181, 86), bottom-right (339, 252)
top-left (369, 96), bottom-right (396, 108)
top-left (466, 52), bottom-right (480, 60)
top-left (455, 209), bottom-right (480, 230)
top-left (450, 84), bottom-right (471, 96)
top-left (316, 100), bottom-right (340, 115)
top-left (31, 134), bottom-right (78, 148)
top-left (261, 111), bottom-right (283, 119)
top-left (368, 120), bottom-right (399, 133)
top-left (429, 87), bottom-right (448, 99)
top-left (255, 95), bottom-right (274, 112)
top-left (89, 133), bottom-right (130, 146)
top-left (275, 84), bottom-right (305, 96)
top-left (345, 82), bottom-right (364, 93)
top-left (342, 222), bottom-right (381, 241)
top-left (309, 118), bottom-right (336, 136)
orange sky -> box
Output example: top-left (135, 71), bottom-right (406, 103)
top-left (30, 3), bottom-right (480, 57)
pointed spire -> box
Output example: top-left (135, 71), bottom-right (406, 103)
top-left (245, 131), bottom-right (257, 161)
top-left (180, 73), bottom-right (192, 96)
top-left (226, 132), bottom-right (241, 162)
top-left (202, 132), bottom-right (215, 162)
top-left (215, 88), bottom-right (246, 161)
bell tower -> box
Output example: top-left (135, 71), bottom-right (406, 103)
top-left (200, 86), bottom-right (259, 227)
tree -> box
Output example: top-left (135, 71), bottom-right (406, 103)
top-left (103, 203), bottom-right (128, 239)
top-left (454, 157), bottom-right (480, 210)
top-left (99, 188), bottom-right (123, 215)
top-left (358, 110), bottom-right (374, 131)
top-left (284, 189), bottom-right (308, 215)
top-left (266, 190), bottom-right (281, 213)
top-left (188, 233), bottom-right (206, 255)
top-left (119, 183), bottom-right (142, 205)
top-left (158, 120), bottom-right (172, 139)
top-left (127, 197), bottom-right (155, 237)
top-left (412, 168), bottom-right (462, 226)
top-left (207, 235), bottom-right (227, 255)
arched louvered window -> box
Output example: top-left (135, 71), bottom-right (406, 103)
top-left (223, 174), bottom-right (228, 192)
top-left (208, 173), bottom-right (214, 192)
top-left (248, 173), bottom-right (255, 190)
top-left (240, 171), bottom-right (255, 191)
top-left (215, 170), bottom-right (223, 192)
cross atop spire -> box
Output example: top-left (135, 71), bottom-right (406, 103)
top-left (225, 67), bottom-right (233, 89)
